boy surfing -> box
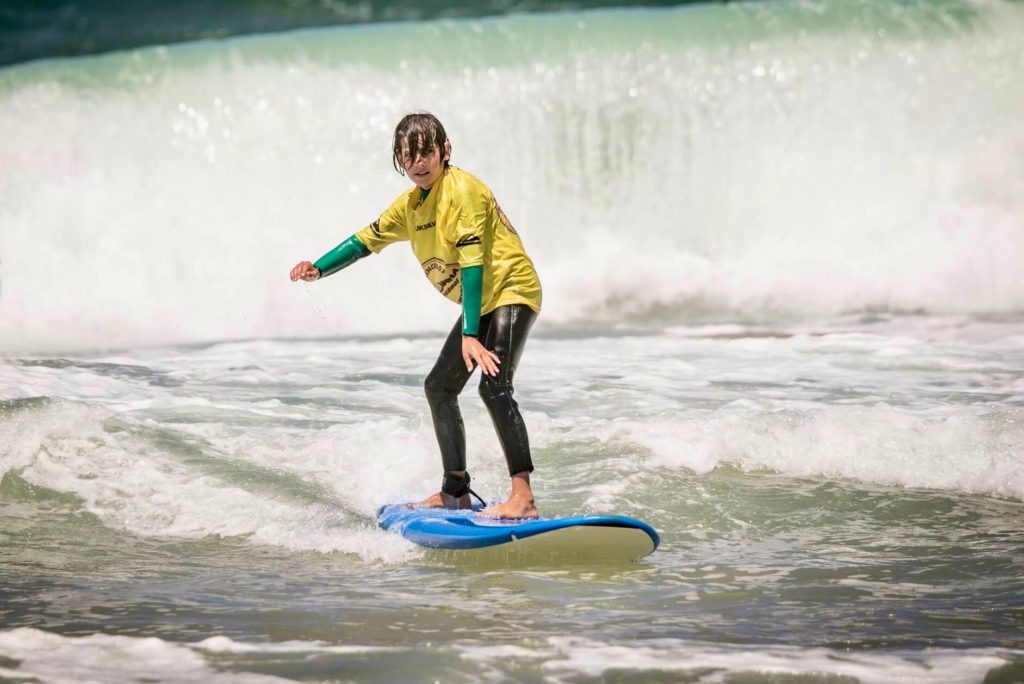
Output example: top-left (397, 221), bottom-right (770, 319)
top-left (289, 113), bottom-right (542, 519)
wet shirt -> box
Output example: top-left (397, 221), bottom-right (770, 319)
top-left (354, 166), bottom-right (542, 314)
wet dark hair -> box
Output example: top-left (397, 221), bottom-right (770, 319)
top-left (392, 112), bottom-right (450, 175)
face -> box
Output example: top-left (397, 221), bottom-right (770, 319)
top-left (400, 138), bottom-right (451, 190)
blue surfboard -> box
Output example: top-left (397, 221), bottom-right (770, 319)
top-left (377, 504), bottom-right (660, 562)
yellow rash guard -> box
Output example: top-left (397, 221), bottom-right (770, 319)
top-left (353, 166), bottom-right (542, 315)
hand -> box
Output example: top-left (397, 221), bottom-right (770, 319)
top-left (290, 261), bottom-right (320, 282)
top-left (462, 336), bottom-right (500, 377)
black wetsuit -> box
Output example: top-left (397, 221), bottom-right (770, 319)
top-left (425, 304), bottom-right (537, 493)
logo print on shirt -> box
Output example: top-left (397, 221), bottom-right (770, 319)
top-left (422, 257), bottom-right (461, 299)
top-left (416, 221), bottom-right (436, 232)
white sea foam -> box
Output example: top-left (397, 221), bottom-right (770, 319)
top-left (5, 628), bottom-right (1014, 684)
top-left (528, 636), bottom-right (1020, 684)
top-left (194, 635), bottom-right (398, 655)
top-left (0, 399), bottom-right (418, 561)
top-left (2, 310), bottom-right (1023, 556)
top-left (1, 2), bottom-right (1023, 353)
top-left (604, 405), bottom-right (1024, 501)
top-left (0, 628), bottom-right (293, 684)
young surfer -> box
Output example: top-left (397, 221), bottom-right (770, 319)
top-left (289, 112), bottom-right (542, 519)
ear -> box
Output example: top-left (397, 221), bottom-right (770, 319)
top-left (443, 140), bottom-right (452, 162)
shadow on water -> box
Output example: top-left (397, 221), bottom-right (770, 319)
top-left (0, 395), bottom-right (52, 414)
top-left (103, 417), bottom-right (351, 510)
top-left (14, 358), bottom-right (183, 387)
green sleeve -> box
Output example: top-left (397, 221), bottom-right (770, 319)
top-left (313, 235), bottom-right (371, 279)
top-left (461, 265), bottom-right (483, 337)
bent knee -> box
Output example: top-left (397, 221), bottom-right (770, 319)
top-left (478, 376), bottom-right (514, 403)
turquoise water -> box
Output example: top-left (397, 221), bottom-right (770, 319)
top-left (2, 1), bottom-right (1024, 681)
top-left (0, 0), bottom-right (706, 67)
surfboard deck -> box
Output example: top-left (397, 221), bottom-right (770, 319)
top-left (377, 504), bottom-right (660, 562)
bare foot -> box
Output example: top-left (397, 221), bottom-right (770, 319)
top-left (408, 491), bottom-right (471, 510)
top-left (480, 471), bottom-right (539, 519)
top-left (480, 495), bottom-right (539, 520)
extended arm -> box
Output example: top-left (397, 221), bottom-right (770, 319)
top-left (289, 235), bottom-right (370, 282)
top-left (291, 197), bottom-right (408, 283)
top-left (313, 235), bottom-right (371, 278)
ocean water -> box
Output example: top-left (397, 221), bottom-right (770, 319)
top-left (0, 0), bottom-right (720, 68)
top-left (2, 1), bottom-right (1023, 682)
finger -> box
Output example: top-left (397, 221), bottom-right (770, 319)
top-left (481, 350), bottom-right (499, 373)
top-left (463, 349), bottom-right (474, 373)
